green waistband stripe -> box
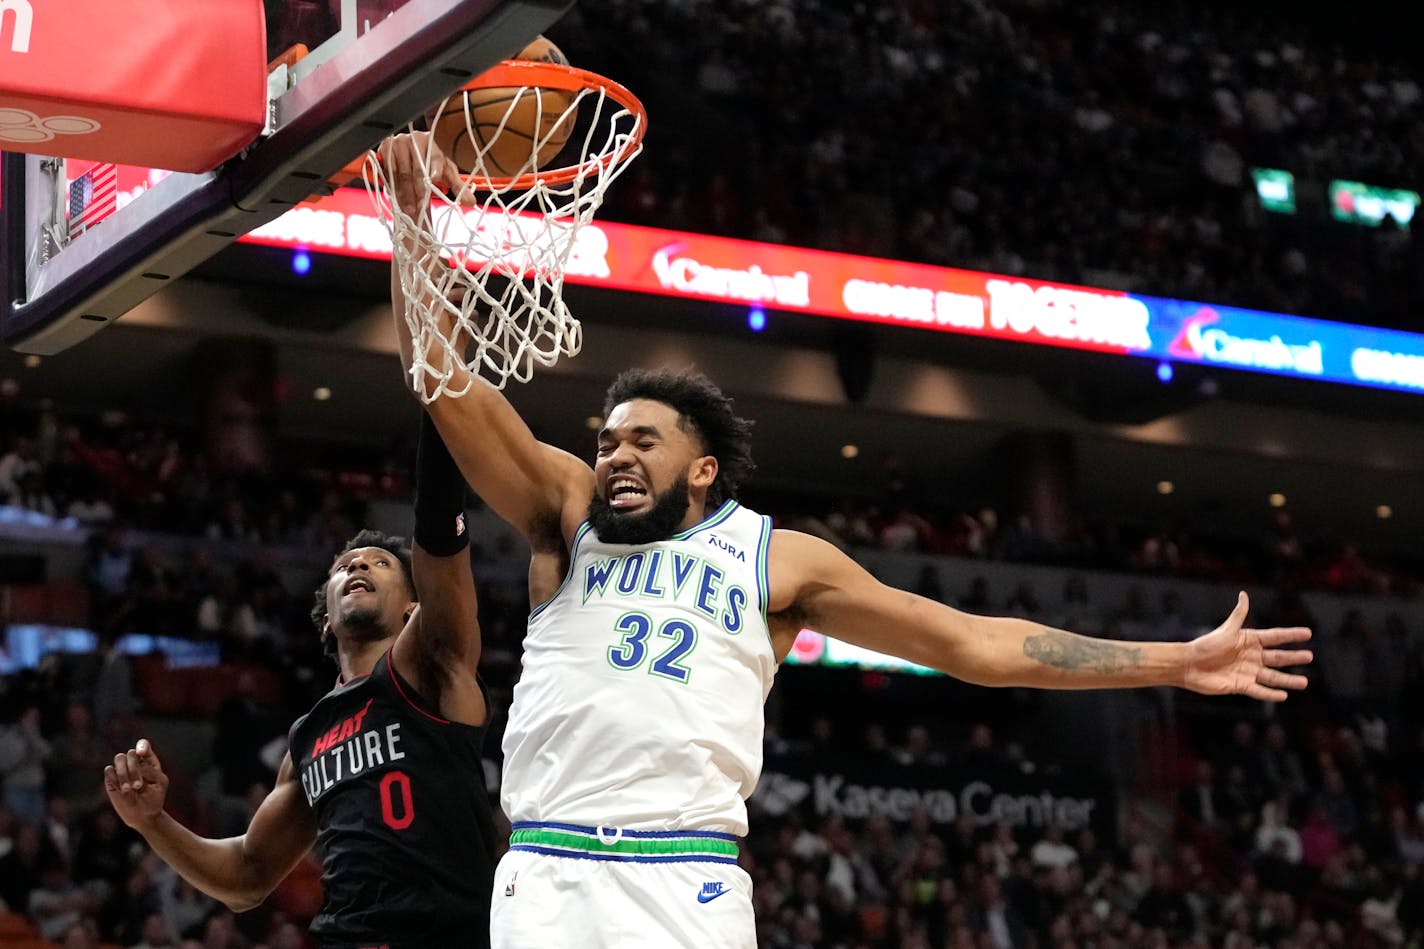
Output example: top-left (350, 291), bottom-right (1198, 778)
top-left (509, 828), bottom-right (739, 858)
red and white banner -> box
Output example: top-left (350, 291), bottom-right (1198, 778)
top-left (235, 186), bottom-right (1155, 357)
top-left (26, 166), bottom-right (1424, 396)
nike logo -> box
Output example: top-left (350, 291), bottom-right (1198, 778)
top-left (697, 882), bottom-right (729, 903)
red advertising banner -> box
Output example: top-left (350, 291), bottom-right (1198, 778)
top-left (20, 167), bottom-right (1424, 395)
top-left (235, 186), bottom-right (1156, 357)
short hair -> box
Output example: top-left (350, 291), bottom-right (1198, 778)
top-left (603, 369), bottom-right (755, 509)
top-left (310, 530), bottom-right (416, 657)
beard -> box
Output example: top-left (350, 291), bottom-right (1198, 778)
top-left (588, 474), bottom-right (691, 545)
top-left (335, 600), bottom-right (394, 643)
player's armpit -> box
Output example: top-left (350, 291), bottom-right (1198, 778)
top-left (392, 546), bottom-right (489, 727)
top-left (425, 392), bottom-right (594, 548)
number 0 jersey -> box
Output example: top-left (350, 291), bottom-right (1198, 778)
top-left (501, 500), bottom-right (778, 836)
top-left (288, 651), bottom-right (495, 949)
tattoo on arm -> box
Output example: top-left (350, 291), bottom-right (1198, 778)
top-left (1023, 630), bottom-right (1142, 674)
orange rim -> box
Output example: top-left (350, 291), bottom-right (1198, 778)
top-left (451, 60), bottom-right (647, 192)
top-left (267, 42), bottom-right (309, 74)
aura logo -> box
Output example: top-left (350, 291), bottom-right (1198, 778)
top-left (1168, 307), bottom-right (1323, 376)
top-left (0, 0), bottom-right (33, 54)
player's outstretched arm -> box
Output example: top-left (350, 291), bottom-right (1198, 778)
top-left (768, 531), bottom-right (1313, 700)
top-left (381, 132), bottom-right (592, 545)
top-left (392, 412), bottom-right (487, 726)
top-left (104, 741), bottom-right (316, 912)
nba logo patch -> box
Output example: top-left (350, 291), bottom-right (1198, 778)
top-left (455, 513), bottom-right (466, 537)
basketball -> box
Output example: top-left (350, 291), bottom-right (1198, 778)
top-left (431, 36), bottom-right (576, 178)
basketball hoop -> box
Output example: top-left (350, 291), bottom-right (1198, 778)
top-left (363, 60), bottom-right (646, 399)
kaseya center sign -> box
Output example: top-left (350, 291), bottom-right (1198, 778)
top-left (754, 756), bottom-right (1115, 841)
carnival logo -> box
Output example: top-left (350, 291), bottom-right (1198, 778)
top-left (1167, 307), bottom-right (1220, 359)
top-left (652, 243), bottom-right (810, 307)
top-left (1169, 307), bottom-right (1323, 375)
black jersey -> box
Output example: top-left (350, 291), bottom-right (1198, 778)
top-left (288, 651), bottom-right (494, 949)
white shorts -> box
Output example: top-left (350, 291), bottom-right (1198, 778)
top-left (490, 822), bottom-right (755, 949)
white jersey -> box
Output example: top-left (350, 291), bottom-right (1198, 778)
top-left (501, 500), bottom-right (777, 836)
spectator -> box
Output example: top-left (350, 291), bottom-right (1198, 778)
top-left (1030, 824), bottom-right (1079, 871)
top-left (130, 912), bottom-right (177, 949)
top-left (0, 705), bottom-right (51, 824)
top-left (959, 576), bottom-right (991, 612)
top-left (1261, 720), bottom-right (1309, 797)
top-left (91, 637), bottom-right (140, 748)
top-left (0, 435), bottom-right (42, 505)
top-left (128, 546), bottom-right (183, 637)
top-left (1300, 803), bottom-right (1343, 871)
top-left (0, 821), bottom-right (54, 913)
top-left (969, 873), bottom-right (1029, 948)
top-left (913, 564), bottom-right (945, 603)
top-left (157, 871), bottom-right (216, 944)
top-left (195, 574), bottom-right (260, 648)
top-left (48, 702), bottom-right (109, 818)
top-left (85, 524), bottom-right (134, 632)
top-left (1256, 796), bottom-right (1304, 865)
top-left (1052, 574), bottom-right (1100, 633)
top-left (891, 725), bottom-right (947, 768)
top-left (213, 671), bottom-right (281, 797)
top-left (1134, 862), bottom-right (1194, 940)
top-left (60, 919), bottom-right (102, 949)
top-left (1178, 760), bottom-right (1225, 836)
top-left (73, 808), bottom-right (133, 902)
top-left (28, 859), bottom-right (101, 941)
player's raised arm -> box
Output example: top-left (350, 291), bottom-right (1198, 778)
top-left (391, 412), bottom-right (486, 726)
top-left (105, 741), bottom-right (316, 912)
top-left (767, 531), bottom-right (1313, 700)
top-left (381, 132), bottom-right (591, 543)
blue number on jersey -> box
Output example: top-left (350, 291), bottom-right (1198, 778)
top-left (608, 612), bottom-right (698, 683)
top-left (650, 620), bottom-right (697, 683)
top-left (607, 612), bottom-right (652, 669)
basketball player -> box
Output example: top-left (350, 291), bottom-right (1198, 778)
top-left (380, 134), bottom-right (1313, 948)
top-left (103, 415), bottom-right (496, 949)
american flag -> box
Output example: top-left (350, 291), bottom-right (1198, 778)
top-left (67, 162), bottom-right (119, 236)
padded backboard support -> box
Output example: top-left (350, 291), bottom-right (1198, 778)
top-left (1, 0), bottom-right (571, 354)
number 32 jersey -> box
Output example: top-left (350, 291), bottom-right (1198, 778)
top-left (502, 500), bottom-right (778, 836)
top-left (288, 651), bottom-right (495, 948)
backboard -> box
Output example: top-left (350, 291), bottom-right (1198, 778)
top-left (1, 0), bottom-right (571, 354)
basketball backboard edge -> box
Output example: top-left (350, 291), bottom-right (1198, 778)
top-left (1, 0), bottom-right (572, 355)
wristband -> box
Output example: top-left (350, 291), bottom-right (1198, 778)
top-left (413, 412), bottom-right (469, 557)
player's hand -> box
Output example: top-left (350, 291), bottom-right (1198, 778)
top-left (104, 738), bottom-right (170, 829)
top-left (1182, 592), bottom-right (1313, 701)
top-left (379, 132), bottom-right (468, 220)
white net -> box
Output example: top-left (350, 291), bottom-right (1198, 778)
top-left (364, 70), bottom-right (644, 401)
